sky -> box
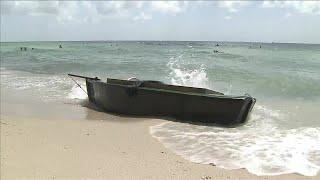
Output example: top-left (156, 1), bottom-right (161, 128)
top-left (1, 1), bottom-right (320, 44)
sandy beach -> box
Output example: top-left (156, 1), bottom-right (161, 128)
top-left (1, 86), bottom-right (319, 180)
top-left (2, 116), bottom-right (319, 180)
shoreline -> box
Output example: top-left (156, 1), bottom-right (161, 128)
top-left (1, 116), bottom-right (319, 179)
top-left (2, 115), bottom-right (319, 180)
top-left (1, 86), bottom-right (319, 179)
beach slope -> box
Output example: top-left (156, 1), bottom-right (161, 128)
top-left (1, 114), bottom-right (319, 180)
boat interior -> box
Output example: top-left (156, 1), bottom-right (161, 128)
top-left (107, 78), bottom-right (224, 95)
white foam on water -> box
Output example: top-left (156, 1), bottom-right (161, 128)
top-left (1, 69), bottom-right (87, 102)
top-left (222, 83), bottom-right (233, 95)
top-left (150, 105), bottom-right (320, 176)
top-left (67, 84), bottom-right (88, 100)
top-left (150, 59), bottom-right (320, 176)
top-left (167, 56), bottom-right (209, 88)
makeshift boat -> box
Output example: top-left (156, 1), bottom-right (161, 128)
top-left (68, 74), bottom-right (256, 126)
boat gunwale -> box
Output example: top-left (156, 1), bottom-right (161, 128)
top-left (95, 80), bottom-right (251, 100)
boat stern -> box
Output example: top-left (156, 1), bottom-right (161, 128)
top-left (235, 95), bottom-right (256, 125)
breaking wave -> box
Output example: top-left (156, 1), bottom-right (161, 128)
top-left (167, 55), bottom-right (209, 88)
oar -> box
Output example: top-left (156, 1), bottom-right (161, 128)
top-left (68, 73), bottom-right (100, 80)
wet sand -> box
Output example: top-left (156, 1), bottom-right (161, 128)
top-left (1, 87), bottom-right (319, 179)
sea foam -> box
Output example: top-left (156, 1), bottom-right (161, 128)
top-left (67, 83), bottom-right (88, 100)
top-left (1, 69), bottom-right (87, 102)
top-left (150, 112), bottom-right (320, 176)
top-left (167, 55), bottom-right (209, 88)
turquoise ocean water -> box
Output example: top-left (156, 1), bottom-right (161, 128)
top-left (1, 41), bottom-right (320, 176)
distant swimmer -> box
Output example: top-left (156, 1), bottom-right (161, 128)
top-left (20, 47), bottom-right (28, 51)
top-left (260, 45), bottom-right (262, 48)
top-left (215, 43), bottom-right (219, 47)
top-left (31, 48), bottom-right (34, 50)
top-left (213, 50), bottom-right (223, 53)
top-left (59, 45), bottom-right (62, 48)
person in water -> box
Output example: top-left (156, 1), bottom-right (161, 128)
top-left (59, 45), bottom-right (62, 48)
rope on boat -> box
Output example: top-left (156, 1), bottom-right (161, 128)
top-left (69, 76), bottom-right (88, 95)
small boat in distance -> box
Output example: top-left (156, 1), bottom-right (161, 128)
top-left (68, 74), bottom-right (256, 126)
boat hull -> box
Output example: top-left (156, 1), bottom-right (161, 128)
top-left (86, 79), bottom-right (255, 126)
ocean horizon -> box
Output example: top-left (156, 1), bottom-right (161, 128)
top-left (1, 40), bottom-right (320, 45)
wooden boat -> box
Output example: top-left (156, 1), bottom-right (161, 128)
top-left (68, 74), bottom-right (256, 126)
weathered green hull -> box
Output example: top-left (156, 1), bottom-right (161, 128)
top-left (86, 78), bottom-right (256, 126)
